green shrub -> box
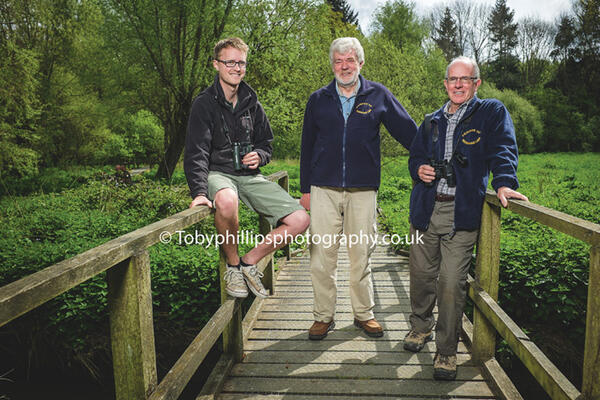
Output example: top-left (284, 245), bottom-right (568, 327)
top-left (478, 82), bottom-right (543, 153)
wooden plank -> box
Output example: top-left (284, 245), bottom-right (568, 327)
top-left (582, 245), bottom-right (600, 399)
top-left (244, 339), bottom-right (469, 353)
top-left (0, 206), bottom-right (212, 327)
top-left (484, 190), bottom-right (600, 245)
top-left (219, 395), bottom-right (487, 400)
top-left (260, 304), bottom-right (413, 312)
top-left (248, 329), bottom-right (419, 341)
top-left (263, 297), bottom-right (411, 305)
top-left (107, 251), bottom-right (157, 400)
top-left (463, 316), bottom-right (523, 400)
top-left (252, 320), bottom-right (413, 330)
top-left (267, 292), bottom-right (411, 299)
top-left (230, 363), bottom-right (485, 380)
top-left (472, 201), bottom-right (501, 363)
top-left (196, 353), bottom-right (234, 400)
top-left (221, 377), bottom-right (496, 397)
top-left (467, 277), bottom-right (580, 400)
top-left (256, 312), bottom-right (421, 321)
top-left (148, 299), bottom-right (239, 400)
top-left (242, 350), bottom-right (475, 366)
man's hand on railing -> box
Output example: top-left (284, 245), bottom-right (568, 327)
top-left (300, 193), bottom-right (310, 211)
top-left (496, 186), bottom-right (528, 208)
top-left (189, 194), bottom-right (213, 209)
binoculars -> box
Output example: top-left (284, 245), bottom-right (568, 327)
top-left (424, 152), bottom-right (467, 188)
top-left (232, 142), bottom-right (253, 171)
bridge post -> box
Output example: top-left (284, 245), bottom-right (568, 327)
top-left (258, 216), bottom-right (275, 295)
top-left (106, 250), bottom-right (158, 400)
top-left (278, 174), bottom-right (291, 260)
top-left (472, 200), bottom-right (501, 362)
top-left (582, 245), bottom-right (600, 399)
top-left (219, 248), bottom-right (244, 362)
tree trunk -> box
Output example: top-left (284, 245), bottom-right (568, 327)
top-left (156, 113), bottom-right (187, 180)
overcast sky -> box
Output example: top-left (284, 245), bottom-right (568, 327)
top-left (347, 0), bottom-right (572, 33)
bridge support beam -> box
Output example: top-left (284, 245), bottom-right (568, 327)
top-left (583, 245), bottom-right (600, 399)
top-left (472, 200), bottom-right (501, 362)
top-left (107, 250), bottom-right (158, 400)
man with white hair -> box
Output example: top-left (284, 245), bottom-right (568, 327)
top-left (300, 37), bottom-right (417, 340)
top-left (405, 56), bottom-right (528, 380)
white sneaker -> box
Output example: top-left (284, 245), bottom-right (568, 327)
top-left (241, 264), bottom-right (269, 298)
top-left (224, 267), bottom-right (248, 298)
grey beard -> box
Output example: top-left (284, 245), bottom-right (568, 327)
top-left (336, 76), bottom-right (358, 89)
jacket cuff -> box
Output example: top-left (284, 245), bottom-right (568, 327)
top-left (491, 178), bottom-right (518, 192)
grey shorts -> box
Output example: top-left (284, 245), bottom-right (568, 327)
top-left (208, 171), bottom-right (303, 226)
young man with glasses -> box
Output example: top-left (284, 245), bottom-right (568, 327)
top-left (299, 37), bottom-right (417, 341)
top-left (184, 37), bottom-right (309, 299)
top-left (405, 56), bottom-right (528, 380)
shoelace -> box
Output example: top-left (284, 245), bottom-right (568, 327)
top-left (224, 268), bottom-right (244, 285)
top-left (244, 266), bottom-right (264, 279)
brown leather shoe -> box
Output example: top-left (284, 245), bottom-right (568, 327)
top-left (354, 318), bottom-right (384, 337)
top-left (308, 320), bottom-right (335, 340)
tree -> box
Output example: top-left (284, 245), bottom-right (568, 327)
top-left (371, 0), bottom-right (428, 51)
top-left (487, 0), bottom-right (520, 89)
top-left (326, 0), bottom-right (359, 26)
top-left (517, 17), bottom-right (556, 87)
top-left (428, 1), bottom-right (492, 62)
top-left (552, 15), bottom-right (577, 62)
top-left (488, 0), bottom-right (518, 59)
top-left (433, 7), bottom-right (460, 61)
top-left (102, 0), bottom-right (234, 179)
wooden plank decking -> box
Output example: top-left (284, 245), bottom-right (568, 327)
top-left (216, 245), bottom-right (499, 399)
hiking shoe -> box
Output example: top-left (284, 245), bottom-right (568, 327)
top-left (433, 352), bottom-right (457, 380)
top-left (354, 318), bottom-right (384, 337)
top-left (241, 264), bottom-right (269, 298)
top-left (403, 329), bottom-right (433, 352)
top-left (223, 267), bottom-right (248, 298)
top-left (309, 321), bottom-right (335, 340)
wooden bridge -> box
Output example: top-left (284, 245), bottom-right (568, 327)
top-left (1, 171), bottom-right (599, 400)
top-left (206, 245), bottom-right (503, 399)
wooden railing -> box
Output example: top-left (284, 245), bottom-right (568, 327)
top-left (0, 170), bottom-right (290, 400)
top-left (469, 190), bottom-right (600, 400)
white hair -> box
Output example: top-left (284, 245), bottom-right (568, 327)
top-left (446, 56), bottom-right (480, 79)
top-left (329, 37), bottom-right (364, 66)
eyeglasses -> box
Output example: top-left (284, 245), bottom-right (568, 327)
top-left (446, 76), bottom-right (478, 85)
top-left (216, 59), bottom-right (247, 69)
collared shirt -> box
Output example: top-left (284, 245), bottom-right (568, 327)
top-left (336, 79), bottom-right (361, 122)
top-left (437, 97), bottom-right (474, 195)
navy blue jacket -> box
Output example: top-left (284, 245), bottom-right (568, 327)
top-left (409, 96), bottom-right (520, 231)
top-left (300, 75), bottom-right (417, 193)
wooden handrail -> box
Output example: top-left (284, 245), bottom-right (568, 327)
top-left (0, 171), bottom-right (291, 400)
top-left (471, 189), bottom-right (600, 400)
top-left (0, 206), bottom-right (212, 328)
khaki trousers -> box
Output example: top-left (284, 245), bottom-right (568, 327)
top-left (309, 186), bottom-right (377, 323)
top-left (408, 201), bottom-right (479, 356)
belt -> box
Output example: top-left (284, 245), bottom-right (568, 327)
top-left (435, 193), bottom-right (455, 202)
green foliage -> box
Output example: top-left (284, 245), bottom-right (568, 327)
top-left (0, 41), bottom-right (41, 178)
top-left (0, 165), bottom-right (113, 197)
top-left (478, 82), bottom-right (543, 153)
top-left (371, 0), bottom-right (429, 50)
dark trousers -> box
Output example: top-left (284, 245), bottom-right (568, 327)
top-left (408, 201), bottom-right (478, 356)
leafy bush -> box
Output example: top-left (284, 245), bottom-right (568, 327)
top-left (478, 82), bottom-right (543, 153)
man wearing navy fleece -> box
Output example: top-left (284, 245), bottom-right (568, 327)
top-left (405, 56), bottom-right (528, 381)
top-left (299, 37), bottom-right (417, 340)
